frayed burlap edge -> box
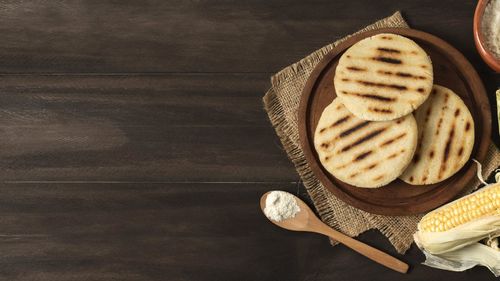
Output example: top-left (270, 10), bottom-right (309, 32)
top-left (263, 11), bottom-right (500, 254)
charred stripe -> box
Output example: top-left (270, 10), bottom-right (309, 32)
top-left (364, 163), bottom-right (378, 170)
top-left (369, 107), bottom-right (393, 114)
top-left (372, 56), bottom-right (402, 64)
top-left (341, 91), bottom-right (396, 102)
top-left (397, 72), bottom-right (427, 79)
top-left (346, 66), bottom-right (366, 72)
top-left (435, 118), bottom-right (443, 135)
top-left (424, 107), bottom-right (432, 123)
top-left (354, 150), bottom-right (373, 161)
top-left (387, 153), bottom-right (398, 159)
top-left (440, 98), bottom-right (460, 176)
top-left (376, 70), bottom-right (427, 80)
top-left (331, 116), bottom-right (350, 127)
top-left (339, 121), bottom-right (370, 138)
top-left (380, 133), bottom-right (407, 147)
top-left (441, 125), bottom-right (455, 174)
top-left (356, 80), bottom-right (407, 90)
top-left (319, 116), bottom-right (350, 133)
top-left (387, 149), bottom-right (405, 160)
top-left (413, 153), bottom-right (420, 164)
top-left (340, 127), bottom-right (387, 152)
top-left (377, 47), bottom-right (401, 53)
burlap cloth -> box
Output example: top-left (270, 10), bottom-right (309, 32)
top-left (263, 11), bottom-right (500, 254)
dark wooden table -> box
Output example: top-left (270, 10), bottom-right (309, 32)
top-left (0, 1), bottom-right (498, 280)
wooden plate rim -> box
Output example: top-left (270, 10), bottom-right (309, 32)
top-left (298, 27), bottom-right (492, 215)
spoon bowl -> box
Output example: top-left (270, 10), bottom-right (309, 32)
top-left (260, 191), bottom-right (316, 231)
top-left (260, 191), bottom-right (409, 274)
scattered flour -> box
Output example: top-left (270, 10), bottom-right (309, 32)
top-left (263, 191), bottom-right (300, 222)
top-left (481, 0), bottom-right (500, 59)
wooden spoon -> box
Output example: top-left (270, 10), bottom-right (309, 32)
top-left (260, 191), bottom-right (409, 274)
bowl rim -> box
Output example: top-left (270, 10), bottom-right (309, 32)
top-left (473, 0), bottom-right (500, 72)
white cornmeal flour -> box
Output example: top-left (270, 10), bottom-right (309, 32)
top-left (481, 0), bottom-right (500, 59)
top-left (264, 191), bottom-right (300, 222)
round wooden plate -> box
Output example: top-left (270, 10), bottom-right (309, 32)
top-left (299, 28), bottom-right (492, 215)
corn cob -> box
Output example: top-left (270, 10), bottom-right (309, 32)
top-left (419, 182), bottom-right (500, 233)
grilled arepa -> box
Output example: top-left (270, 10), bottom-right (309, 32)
top-left (334, 33), bottom-right (433, 121)
top-left (400, 85), bottom-right (475, 185)
top-left (314, 98), bottom-right (418, 188)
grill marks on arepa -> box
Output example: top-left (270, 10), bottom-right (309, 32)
top-left (314, 98), bottom-right (418, 188)
top-left (334, 33), bottom-right (433, 121)
top-left (400, 85), bottom-right (475, 185)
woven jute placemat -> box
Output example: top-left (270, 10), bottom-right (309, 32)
top-left (263, 11), bottom-right (500, 254)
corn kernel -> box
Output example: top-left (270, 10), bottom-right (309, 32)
top-left (420, 183), bottom-right (500, 232)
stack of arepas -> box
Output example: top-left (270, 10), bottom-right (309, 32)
top-left (314, 33), bottom-right (475, 188)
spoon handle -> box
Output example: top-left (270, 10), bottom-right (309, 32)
top-left (315, 222), bottom-right (409, 273)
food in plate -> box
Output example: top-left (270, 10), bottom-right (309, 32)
top-left (314, 98), bottom-right (417, 188)
top-left (334, 33), bottom-right (433, 121)
top-left (400, 85), bottom-right (475, 185)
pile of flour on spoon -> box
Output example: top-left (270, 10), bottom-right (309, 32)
top-left (264, 191), bottom-right (300, 222)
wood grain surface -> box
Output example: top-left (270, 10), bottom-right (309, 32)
top-left (0, 1), bottom-right (498, 281)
